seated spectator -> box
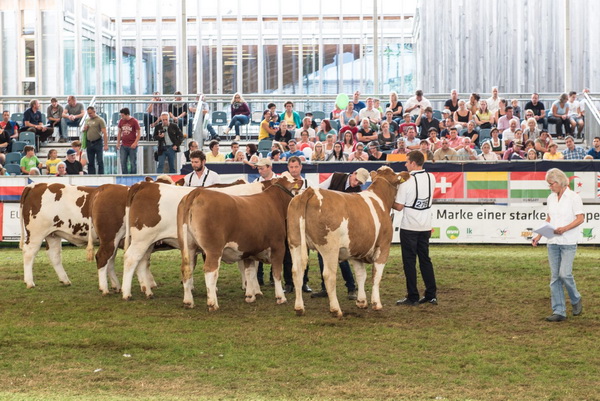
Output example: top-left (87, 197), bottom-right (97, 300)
top-left (0, 110), bottom-right (19, 143)
top-left (497, 105), bottom-right (519, 132)
top-left (297, 130), bottom-right (314, 151)
top-left (444, 89), bottom-right (460, 112)
top-left (543, 143), bottom-right (564, 160)
top-left (439, 117), bottom-right (454, 138)
top-left (339, 119), bottom-right (358, 141)
top-left (302, 112), bottom-right (318, 130)
top-left (419, 140), bottom-right (434, 161)
top-left (397, 113), bottom-right (417, 135)
top-left (503, 140), bottom-right (526, 160)
top-left (385, 91), bottom-right (403, 122)
top-left (298, 116), bottom-right (316, 140)
top-left (224, 93), bottom-right (251, 141)
top-left (168, 91), bottom-right (189, 135)
top-left (347, 142), bottom-right (368, 161)
top-left (267, 103), bottom-right (280, 129)
top-left (55, 161), bottom-right (68, 176)
top-left (45, 149), bottom-right (62, 175)
top-left (281, 139), bottom-right (306, 161)
top-left (205, 140), bottom-right (226, 162)
top-left (326, 142), bottom-right (348, 161)
top-left (374, 99), bottom-right (384, 115)
top-left (447, 127), bottom-right (464, 150)
top-left (489, 128), bottom-right (504, 156)
top-left (522, 117), bottom-right (541, 142)
top-left (0, 118), bottom-right (13, 161)
top-left (477, 141), bottom-right (499, 161)
top-left (524, 139), bottom-right (536, 154)
top-left (433, 139), bottom-right (458, 161)
top-left (548, 93), bottom-right (572, 139)
top-left (356, 118), bottom-right (378, 145)
top-left (46, 98), bottom-right (65, 142)
top-left (62, 95), bottom-right (85, 136)
top-left (524, 92), bottom-right (548, 129)
top-left (467, 92), bottom-right (480, 117)
top-left (534, 130), bottom-right (553, 155)
top-left (184, 141), bottom-right (199, 163)
top-left (440, 109), bottom-right (452, 125)
top-left (511, 99), bottom-right (522, 119)
top-left (330, 103), bottom-right (343, 121)
top-left (279, 101), bottom-right (301, 133)
top-left (404, 126), bottom-right (421, 150)
top-left (453, 100), bottom-right (472, 130)
top-left (267, 141), bottom-right (286, 159)
top-left (520, 109), bottom-right (535, 130)
top-left (502, 119), bottom-right (520, 147)
top-left (526, 148), bottom-right (539, 160)
top-left (494, 98), bottom-right (507, 127)
top-left (358, 97), bottom-right (382, 125)
top-left (274, 121), bottom-right (292, 147)
top-left (475, 99), bottom-right (493, 129)
top-left (341, 130), bottom-right (357, 154)
top-left (20, 145), bottom-right (42, 175)
top-left (338, 102), bottom-right (358, 127)
top-left (245, 143), bottom-right (260, 165)
top-left (28, 167), bottom-right (41, 175)
top-left (311, 142), bottom-right (326, 161)
top-left (587, 137), bottom-right (600, 159)
top-left (378, 121), bottom-right (396, 150)
top-left (415, 107), bottom-right (440, 140)
top-left (426, 127), bottom-right (442, 150)
top-left (462, 120), bottom-right (479, 147)
top-left (487, 86), bottom-right (501, 114)
top-left (405, 89), bottom-right (432, 117)
top-left (225, 142), bottom-right (240, 161)
top-left (562, 135), bottom-right (587, 160)
top-left (70, 140), bottom-right (88, 172)
top-left (392, 137), bottom-right (408, 154)
top-left (323, 134), bottom-right (336, 155)
top-left (22, 99), bottom-right (54, 148)
top-left (316, 119), bottom-right (336, 142)
top-left (269, 149), bottom-right (281, 161)
top-left (64, 148), bottom-right (84, 175)
top-left (351, 90), bottom-right (366, 113)
top-left (233, 150), bottom-right (247, 162)
top-left (259, 109), bottom-right (277, 141)
top-left (567, 91), bottom-right (585, 138)
top-left (456, 137), bottom-right (477, 160)
top-left (367, 141), bottom-right (386, 161)
top-left (382, 109), bottom-right (400, 134)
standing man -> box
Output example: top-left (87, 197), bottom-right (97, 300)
top-left (310, 168), bottom-right (370, 300)
top-left (182, 150), bottom-right (220, 187)
top-left (46, 98), bottom-right (65, 142)
top-left (62, 95), bottom-right (85, 137)
top-left (169, 91), bottom-right (189, 135)
top-left (22, 99), bottom-right (54, 148)
top-left (116, 107), bottom-right (141, 174)
top-left (83, 106), bottom-right (108, 175)
top-left (154, 112), bottom-right (183, 174)
top-left (393, 150), bottom-right (437, 306)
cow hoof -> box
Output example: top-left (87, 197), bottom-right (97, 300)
top-left (276, 297), bottom-right (287, 305)
top-left (123, 295), bottom-right (133, 301)
top-left (140, 286), bottom-right (147, 293)
top-left (145, 293), bottom-right (155, 299)
top-left (356, 300), bottom-right (368, 309)
top-left (101, 291), bottom-right (110, 297)
top-left (372, 303), bottom-right (383, 311)
top-left (330, 309), bottom-right (343, 318)
top-left (207, 305), bottom-right (219, 312)
top-left (183, 302), bottom-right (194, 309)
top-left (25, 282), bottom-right (36, 289)
top-left (295, 308), bottom-right (305, 316)
top-left (245, 295), bottom-right (256, 303)
top-left (61, 281), bottom-right (72, 286)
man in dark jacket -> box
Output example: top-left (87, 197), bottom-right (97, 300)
top-left (154, 111), bottom-right (183, 173)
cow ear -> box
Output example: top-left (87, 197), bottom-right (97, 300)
top-left (398, 171), bottom-right (411, 183)
top-left (370, 170), bottom-right (377, 180)
top-left (145, 176), bottom-right (154, 182)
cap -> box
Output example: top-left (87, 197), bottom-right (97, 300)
top-left (441, 109), bottom-right (451, 114)
top-left (355, 168), bottom-right (369, 185)
top-left (66, 149), bottom-right (76, 155)
top-left (255, 158), bottom-right (272, 167)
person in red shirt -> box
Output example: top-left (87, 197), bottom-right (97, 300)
top-left (116, 107), bottom-right (141, 174)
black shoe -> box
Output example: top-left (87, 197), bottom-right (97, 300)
top-left (311, 289), bottom-right (328, 298)
top-left (396, 298), bottom-right (418, 306)
top-left (347, 290), bottom-right (358, 300)
top-left (545, 314), bottom-right (566, 322)
top-left (258, 280), bottom-right (265, 286)
top-left (302, 284), bottom-right (312, 293)
top-left (284, 285), bottom-right (294, 293)
top-left (58, 137), bottom-right (67, 143)
top-left (214, 136), bottom-right (222, 141)
top-left (418, 297), bottom-right (438, 305)
top-left (269, 280), bottom-right (275, 286)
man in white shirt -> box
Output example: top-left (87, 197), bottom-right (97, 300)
top-left (487, 86), bottom-right (500, 114)
top-left (358, 97), bottom-right (382, 124)
top-left (405, 90), bottom-right (432, 117)
top-left (253, 158), bottom-right (278, 182)
top-left (567, 91), bottom-right (585, 138)
top-left (393, 150), bottom-right (437, 306)
top-left (502, 119), bottom-right (520, 147)
top-left (183, 150), bottom-right (221, 187)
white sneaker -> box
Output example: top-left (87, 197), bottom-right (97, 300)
top-left (223, 127), bottom-right (230, 135)
top-left (234, 135), bottom-right (241, 142)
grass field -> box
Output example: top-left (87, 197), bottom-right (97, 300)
top-left (0, 243), bottom-right (599, 401)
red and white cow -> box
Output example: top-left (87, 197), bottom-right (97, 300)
top-left (177, 176), bottom-right (302, 310)
top-left (287, 166), bottom-right (409, 317)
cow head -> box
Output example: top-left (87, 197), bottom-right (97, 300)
top-left (270, 176), bottom-right (304, 197)
top-left (370, 166), bottom-right (410, 187)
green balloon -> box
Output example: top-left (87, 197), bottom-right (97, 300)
top-left (336, 93), bottom-right (349, 109)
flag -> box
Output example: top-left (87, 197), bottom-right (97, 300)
top-left (0, 185), bottom-right (24, 202)
top-left (598, 173), bottom-right (600, 198)
top-left (432, 172), bottom-right (464, 199)
top-left (318, 173), bottom-right (332, 184)
top-left (566, 172), bottom-right (596, 200)
top-left (510, 172), bottom-right (550, 199)
top-left (466, 172), bottom-right (508, 199)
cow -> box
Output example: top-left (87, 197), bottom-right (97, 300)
top-left (178, 176), bottom-right (303, 310)
top-left (20, 183), bottom-right (97, 289)
top-left (120, 179), bottom-right (268, 300)
top-left (287, 166), bottom-right (410, 317)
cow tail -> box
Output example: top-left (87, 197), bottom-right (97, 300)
top-left (19, 186), bottom-right (33, 250)
top-left (288, 189), bottom-right (314, 270)
top-left (86, 190), bottom-right (99, 262)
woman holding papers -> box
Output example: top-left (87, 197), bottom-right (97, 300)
top-left (532, 168), bottom-right (584, 322)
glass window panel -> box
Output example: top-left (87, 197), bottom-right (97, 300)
top-left (222, 44), bottom-right (237, 94)
top-left (63, 31), bottom-right (76, 95)
top-left (242, 45), bottom-right (258, 94)
top-left (122, 44), bottom-right (136, 95)
top-left (322, 44), bottom-right (339, 94)
top-left (2, 11), bottom-right (18, 95)
top-left (82, 38), bottom-right (96, 95)
top-left (103, 44), bottom-right (116, 95)
top-left (25, 39), bottom-right (35, 78)
top-left (162, 45), bottom-right (177, 94)
top-left (341, 43), bottom-right (361, 94)
top-left (301, 43), bottom-right (318, 94)
top-left (22, 10), bottom-right (35, 35)
top-left (263, 44), bottom-right (278, 94)
top-left (188, 43), bottom-right (197, 94)
top-left (142, 46), bottom-right (157, 95)
top-left (202, 45), bottom-right (217, 94)
top-left (42, 11), bottom-right (59, 95)
top-left (281, 44), bottom-right (298, 94)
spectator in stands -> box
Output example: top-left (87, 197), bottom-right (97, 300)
top-left (22, 99), bottom-right (54, 148)
top-left (70, 140), bottom-right (88, 172)
top-left (55, 161), bottom-right (67, 176)
top-left (497, 105), bottom-right (519, 132)
top-left (351, 90), bottom-right (366, 113)
top-left (357, 118), bottom-right (378, 145)
top-left (116, 107), bottom-right (141, 174)
top-left (374, 99), bottom-right (384, 115)
top-left (184, 141), bottom-right (199, 163)
top-left (278, 100), bottom-right (301, 134)
top-left (19, 145), bottom-right (42, 175)
top-left (477, 141), bottom-right (499, 161)
top-left (267, 141), bottom-right (285, 159)
top-left (0, 117), bottom-right (13, 160)
top-left (378, 121), bottom-right (396, 150)
top-left (456, 137), bottom-right (477, 160)
top-left (524, 139), bottom-right (536, 154)
top-left (168, 91), bottom-right (189, 135)
top-left (224, 93), bottom-right (251, 141)
top-left (339, 102), bottom-right (359, 127)
top-left (526, 148), bottom-right (539, 160)
top-left (439, 117), bottom-right (454, 138)
top-left (567, 91), bottom-right (585, 138)
top-left (512, 99), bottom-right (522, 119)
top-left (233, 150), bottom-right (246, 162)
top-left (548, 93), bottom-right (572, 139)
top-left (330, 102), bottom-right (343, 121)
top-left (444, 89), bottom-right (460, 112)
top-left (562, 136), bottom-right (587, 160)
top-left (535, 130), bottom-right (553, 156)
top-left (46, 98), bottom-right (65, 142)
top-left (386, 91), bottom-right (403, 122)
top-left (447, 127), bottom-right (464, 150)
top-left (326, 142), bottom-right (347, 161)
top-left (502, 119), bottom-right (520, 147)
top-left (358, 97), bottom-right (382, 125)
top-left (146, 91), bottom-right (169, 132)
top-left (475, 99), bottom-right (493, 129)
top-left (64, 148), bottom-right (84, 175)
top-left (244, 144), bottom-right (260, 166)
top-left (348, 142), bottom-right (368, 161)
top-left (392, 137), bottom-right (408, 155)
top-left (1, 110), bottom-right (19, 143)
top-left (415, 107), bottom-right (440, 140)
top-left (453, 100), bottom-right (472, 130)
top-left (489, 128), bottom-right (504, 156)
top-left (303, 112), bottom-right (318, 131)
top-left (433, 138), bottom-right (458, 161)
top-left (267, 103), bottom-right (280, 128)
top-left (367, 141), bottom-right (386, 161)
top-left (521, 109), bottom-right (535, 130)
top-left (206, 140), bottom-right (226, 163)
top-left (382, 109), bottom-right (400, 134)
top-left (339, 118), bottom-right (359, 141)
top-left (524, 93), bottom-right (548, 129)
top-left (45, 149), bottom-right (61, 175)
top-left (404, 126), bottom-right (421, 150)
top-left (342, 130), bottom-right (357, 154)
top-left (523, 117), bottom-right (541, 142)
top-left (419, 140), bottom-right (434, 161)
top-left (269, 149), bottom-right (281, 161)
top-left (462, 120), bottom-right (479, 147)
top-left (586, 137), bottom-right (600, 159)
top-left (62, 95), bottom-right (85, 137)
top-left (494, 98), bottom-right (507, 126)
top-left (467, 92), bottom-right (480, 116)
top-left (316, 119), bottom-right (337, 142)
top-left (189, 93), bottom-right (220, 141)
top-left (405, 90), bottom-right (431, 117)
top-left (487, 86), bottom-right (501, 114)
top-left (503, 140), bottom-right (526, 160)
top-left (82, 106), bottom-right (108, 175)
top-left (225, 141), bottom-right (240, 161)
top-left (426, 127), bottom-right (441, 150)
top-left (543, 143), bottom-right (564, 160)
top-left (154, 111), bottom-right (183, 174)
top-left (323, 133), bottom-right (336, 155)
top-left (281, 139), bottom-right (305, 161)
top-left (259, 109), bottom-right (277, 141)
top-left (297, 130), bottom-right (314, 152)
top-left (274, 121), bottom-right (292, 147)
top-left (311, 142), bottom-right (326, 161)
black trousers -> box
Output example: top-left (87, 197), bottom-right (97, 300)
top-left (400, 229), bottom-right (436, 302)
top-left (282, 241), bottom-right (309, 287)
top-left (548, 116), bottom-right (572, 137)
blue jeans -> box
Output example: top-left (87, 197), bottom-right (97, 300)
top-left (119, 145), bottom-right (138, 174)
top-left (157, 146), bottom-right (176, 174)
top-left (228, 115), bottom-right (249, 136)
top-left (86, 138), bottom-right (104, 174)
top-left (62, 118), bottom-right (81, 139)
top-left (547, 244), bottom-right (581, 317)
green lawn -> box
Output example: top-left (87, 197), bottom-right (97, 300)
top-left (0, 244), bottom-right (598, 400)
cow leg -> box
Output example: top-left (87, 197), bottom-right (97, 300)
top-left (290, 245), bottom-right (308, 313)
top-left (237, 261), bottom-right (246, 290)
top-left (122, 243), bottom-right (152, 300)
top-left (22, 239), bottom-right (44, 288)
top-left (370, 262), bottom-right (385, 311)
top-left (322, 252), bottom-right (342, 318)
top-left (351, 260), bottom-right (368, 309)
top-left (203, 253), bottom-right (221, 311)
top-left (95, 239), bottom-right (118, 296)
top-left (137, 247), bottom-right (155, 298)
top-left (45, 236), bottom-right (71, 286)
top-left (244, 259), bottom-right (262, 303)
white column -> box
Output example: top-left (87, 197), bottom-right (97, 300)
top-left (34, 0), bottom-right (42, 95)
top-left (115, 5), bottom-right (122, 95)
top-left (373, 0), bottom-right (378, 94)
top-left (95, 0), bottom-right (103, 95)
top-left (277, 3), bottom-right (283, 92)
top-left (216, 1), bottom-right (223, 94)
top-left (196, 0), bottom-right (202, 94)
top-left (236, 0), bottom-right (243, 93)
top-left (74, 0), bottom-right (82, 94)
top-left (256, 1), bottom-right (263, 94)
top-left (135, 0), bottom-right (143, 95)
top-left (179, 0), bottom-right (189, 94)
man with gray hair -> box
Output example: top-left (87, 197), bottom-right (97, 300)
top-left (22, 99), bottom-right (54, 148)
top-left (154, 111), bottom-right (183, 174)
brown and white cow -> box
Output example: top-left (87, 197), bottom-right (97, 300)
top-left (287, 166), bottom-right (409, 317)
top-left (121, 179), bottom-right (267, 300)
top-left (20, 183), bottom-right (97, 288)
top-left (177, 176), bottom-right (302, 310)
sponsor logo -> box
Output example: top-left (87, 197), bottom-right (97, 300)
top-left (582, 228), bottom-right (595, 241)
top-left (431, 227), bottom-right (440, 239)
top-left (521, 228), bottom-right (534, 240)
top-left (498, 228), bottom-right (509, 237)
top-left (446, 226), bottom-right (460, 240)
